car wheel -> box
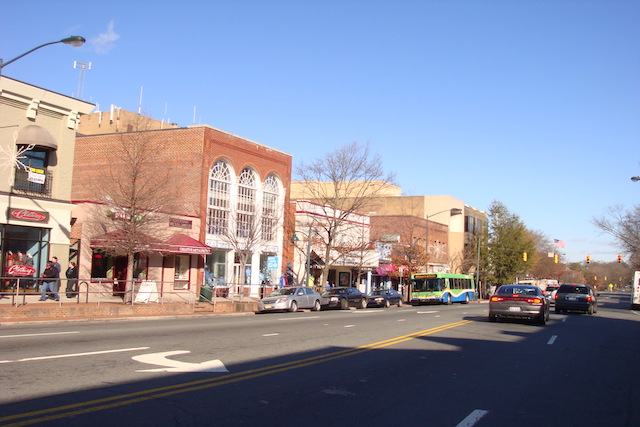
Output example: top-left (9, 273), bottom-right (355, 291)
top-left (312, 300), bottom-right (321, 311)
top-left (587, 305), bottom-right (594, 315)
top-left (384, 299), bottom-right (390, 308)
top-left (289, 301), bottom-right (298, 312)
top-left (444, 294), bottom-right (452, 305)
top-left (340, 298), bottom-right (349, 310)
top-left (489, 314), bottom-right (497, 322)
top-left (555, 306), bottom-right (563, 314)
top-left (397, 299), bottom-right (403, 307)
top-left (536, 311), bottom-right (547, 325)
top-left (359, 298), bottom-right (367, 309)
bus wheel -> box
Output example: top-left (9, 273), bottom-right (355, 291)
top-left (444, 294), bottom-right (452, 305)
top-left (463, 293), bottom-right (470, 304)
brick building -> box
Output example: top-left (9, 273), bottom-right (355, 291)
top-left (73, 112), bottom-right (292, 299)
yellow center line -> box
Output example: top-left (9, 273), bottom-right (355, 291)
top-left (1, 319), bottom-right (473, 426)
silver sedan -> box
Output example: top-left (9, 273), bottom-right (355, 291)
top-left (258, 287), bottom-right (322, 313)
top-left (489, 284), bottom-right (550, 325)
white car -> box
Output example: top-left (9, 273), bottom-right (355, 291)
top-left (258, 286), bottom-right (322, 313)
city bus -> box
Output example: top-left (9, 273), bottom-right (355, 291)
top-left (409, 273), bottom-right (476, 305)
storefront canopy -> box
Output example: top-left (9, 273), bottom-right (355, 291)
top-left (90, 231), bottom-right (212, 255)
top-left (160, 234), bottom-right (212, 255)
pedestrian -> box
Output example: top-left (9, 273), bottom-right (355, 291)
top-left (65, 262), bottom-right (78, 298)
top-left (40, 261), bottom-right (59, 301)
top-left (51, 256), bottom-right (62, 278)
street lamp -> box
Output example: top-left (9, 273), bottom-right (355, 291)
top-left (424, 208), bottom-right (463, 272)
top-left (0, 36), bottom-right (86, 76)
top-left (631, 176), bottom-right (640, 182)
top-left (290, 225), bottom-right (313, 287)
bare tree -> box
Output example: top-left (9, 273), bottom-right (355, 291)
top-left (295, 141), bottom-right (395, 288)
top-left (593, 205), bottom-right (640, 269)
top-left (79, 116), bottom-right (185, 300)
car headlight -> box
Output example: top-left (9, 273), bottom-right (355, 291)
top-left (330, 296), bottom-right (338, 302)
top-left (276, 297), bottom-right (288, 304)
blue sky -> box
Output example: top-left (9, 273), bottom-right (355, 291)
top-left (2, 0), bottom-right (638, 263)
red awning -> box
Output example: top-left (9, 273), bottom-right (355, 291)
top-left (89, 230), bottom-right (163, 251)
top-left (160, 234), bottom-right (212, 255)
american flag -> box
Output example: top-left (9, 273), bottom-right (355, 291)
top-left (554, 239), bottom-right (565, 248)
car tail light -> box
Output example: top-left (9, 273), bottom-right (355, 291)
top-left (587, 296), bottom-right (592, 301)
top-left (490, 296), bottom-right (503, 302)
top-left (554, 294), bottom-right (559, 300)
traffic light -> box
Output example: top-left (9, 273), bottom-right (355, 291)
top-left (554, 254), bottom-right (559, 263)
top-left (618, 254), bottom-right (622, 263)
top-left (522, 252), bottom-right (528, 262)
top-left (586, 255), bottom-right (591, 264)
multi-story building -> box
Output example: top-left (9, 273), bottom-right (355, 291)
top-left (290, 200), bottom-right (379, 292)
top-left (0, 77), bottom-right (93, 288)
top-left (73, 111), bottom-right (292, 298)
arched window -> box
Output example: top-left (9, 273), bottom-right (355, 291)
top-left (262, 174), bottom-right (279, 241)
top-left (207, 161), bottom-right (231, 235)
top-left (236, 168), bottom-right (256, 238)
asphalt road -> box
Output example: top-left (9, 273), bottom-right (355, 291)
top-left (0, 293), bottom-right (638, 426)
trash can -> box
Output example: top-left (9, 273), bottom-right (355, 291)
top-left (199, 286), bottom-right (213, 302)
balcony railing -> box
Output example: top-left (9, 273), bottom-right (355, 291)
top-left (13, 168), bottom-right (53, 198)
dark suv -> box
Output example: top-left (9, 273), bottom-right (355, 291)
top-left (554, 283), bottom-right (597, 315)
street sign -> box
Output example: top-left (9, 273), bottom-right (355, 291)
top-left (267, 256), bottom-right (278, 270)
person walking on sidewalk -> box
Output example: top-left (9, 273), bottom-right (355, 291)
top-left (40, 261), bottom-right (59, 301)
top-left (65, 262), bottom-right (78, 298)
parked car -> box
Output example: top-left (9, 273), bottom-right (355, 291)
top-left (258, 286), bottom-right (322, 313)
top-left (554, 283), bottom-right (597, 315)
top-left (545, 284), bottom-right (560, 305)
top-left (367, 289), bottom-right (403, 308)
top-left (321, 286), bottom-right (368, 310)
top-left (489, 284), bottom-right (550, 325)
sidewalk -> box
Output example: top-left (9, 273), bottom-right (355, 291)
top-left (0, 292), bottom-right (259, 323)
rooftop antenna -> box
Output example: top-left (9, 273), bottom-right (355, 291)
top-left (73, 61), bottom-right (91, 99)
top-left (138, 86), bottom-right (143, 114)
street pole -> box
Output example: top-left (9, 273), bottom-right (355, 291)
top-left (0, 36), bottom-right (86, 77)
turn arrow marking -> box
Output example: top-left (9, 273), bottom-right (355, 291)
top-left (132, 350), bottom-right (228, 373)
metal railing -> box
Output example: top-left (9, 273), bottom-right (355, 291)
top-left (0, 276), bottom-right (274, 308)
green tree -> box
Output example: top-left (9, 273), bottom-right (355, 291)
top-left (485, 200), bottom-right (535, 285)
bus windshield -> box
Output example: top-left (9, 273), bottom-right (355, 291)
top-left (411, 277), bottom-right (445, 292)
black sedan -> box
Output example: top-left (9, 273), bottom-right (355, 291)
top-left (555, 283), bottom-right (598, 315)
top-left (367, 289), bottom-right (403, 308)
top-left (321, 286), bottom-right (368, 310)
top-left (489, 284), bottom-right (550, 325)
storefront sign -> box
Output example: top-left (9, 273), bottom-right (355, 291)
top-left (8, 208), bottom-right (49, 223)
top-left (169, 218), bottom-right (192, 229)
top-left (7, 264), bottom-right (36, 276)
top-left (28, 168), bottom-right (46, 184)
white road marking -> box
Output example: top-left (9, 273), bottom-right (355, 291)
top-left (547, 335), bottom-right (558, 345)
top-left (133, 350), bottom-right (228, 373)
top-left (278, 316), bottom-right (320, 321)
top-left (263, 333), bottom-right (279, 337)
top-left (0, 347), bottom-right (150, 364)
top-left (0, 331), bottom-right (79, 339)
top-left (456, 409), bottom-right (489, 427)
top-left (417, 311), bottom-right (438, 314)
top-left (398, 319), bottom-right (406, 322)
top-left (344, 325), bottom-right (355, 328)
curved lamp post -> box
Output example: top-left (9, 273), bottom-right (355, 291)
top-left (290, 226), bottom-right (313, 287)
top-left (0, 36), bottom-right (86, 76)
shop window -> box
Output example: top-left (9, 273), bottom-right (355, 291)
top-left (13, 146), bottom-right (53, 197)
top-left (1, 225), bottom-right (49, 291)
top-left (174, 254), bottom-right (190, 290)
top-left (205, 250), bottom-right (227, 286)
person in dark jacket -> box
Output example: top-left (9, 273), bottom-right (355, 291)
top-left (39, 261), bottom-right (59, 301)
top-left (65, 262), bottom-right (78, 298)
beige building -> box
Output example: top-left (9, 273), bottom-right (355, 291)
top-left (290, 181), bottom-right (486, 275)
top-left (0, 77), bottom-right (94, 286)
